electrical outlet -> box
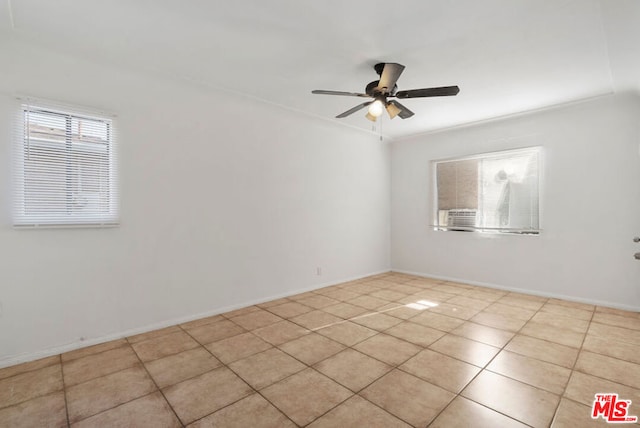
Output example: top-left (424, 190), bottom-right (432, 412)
top-left (316, 267), bottom-right (322, 276)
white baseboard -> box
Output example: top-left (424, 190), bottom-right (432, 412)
top-left (392, 269), bottom-right (640, 313)
top-left (0, 269), bottom-right (390, 369)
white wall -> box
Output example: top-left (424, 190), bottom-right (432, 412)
top-left (391, 93), bottom-right (640, 310)
top-left (0, 38), bottom-right (390, 365)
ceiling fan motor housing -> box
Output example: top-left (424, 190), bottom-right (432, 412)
top-left (366, 80), bottom-right (397, 97)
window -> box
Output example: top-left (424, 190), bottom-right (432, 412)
top-left (13, 102), bottom-right (118, 227)
top-left (433, 147), bottom-right (540, 234)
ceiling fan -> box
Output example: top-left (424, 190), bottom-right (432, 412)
top-left (312, 62), bottom-right (460, 121)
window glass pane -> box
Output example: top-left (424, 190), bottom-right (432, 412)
top-left (23, 143), bottom-right (67, 215)
top-left (71, 117), bottom-right (109, 144)
top-left (434, 148), bottom-right (540, 234)
top-left (26, 110), bottom-right (66, 144)
top-left (478, 150), bottom-right (539, 230)
top-left (436, 159), bottom-right (478, 210)
top-left (14, 104), bottom-right (118, 227)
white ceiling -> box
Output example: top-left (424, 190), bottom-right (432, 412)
top-left (1, 0), bottom-right (639, 139)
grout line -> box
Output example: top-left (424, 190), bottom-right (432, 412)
top-left (0, 358), bottom-right (62, 384)
top-left (58, 355), bottom-right (71, 428)
top-left (280, 368), bottom-right (357, 427)
top-left (127, 340), bottom-right (186, 428)
top-left (258, 289), bottom-right (491, 426)
top-left (68, 391), bottom-right (160, 426)
top-left (0, 365), bottom-right (67, 413)
top-left (212, 352), bottom-right (299, 425)
top-left (177, 320), bottom-right (302, 427)
top-left (60, 342), bottom-right (180, 425)
top-left (252, 392), bottom-right (300, 428)
top-left (59, 350), bottom-right (143, 389)
top-left (426, 397), bottom-right (534, 428)
top-left (548, 304), bottom-right (596, 426)
top-left (353, 391), bottom-right (421, 427)
top-left (126, 326), bottom-right (187, 346)
top-left (188, 297), bottom-right (434, 426)
top-left (425, 294), bottom-right (552, 426)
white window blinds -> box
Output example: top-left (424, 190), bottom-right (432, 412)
top-left (434, 147), bottom-right (541, 234)
top-left (13, 101), bottom-right (119, 227)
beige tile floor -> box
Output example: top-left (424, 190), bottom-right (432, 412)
top-left (2, 272), bottom-right (640, 427)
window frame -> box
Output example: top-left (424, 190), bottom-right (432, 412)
top-left (431, 146), bottom-right (542, 235)
top-left (13, 100), bottom-right (119, 228)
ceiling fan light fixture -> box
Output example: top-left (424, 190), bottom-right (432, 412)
top-left (386, 102), bottom-right (402, 119)
top-left (365, 111), bottom-right (378, 122)
top-left (367, 99), bottom-right (384, 118)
